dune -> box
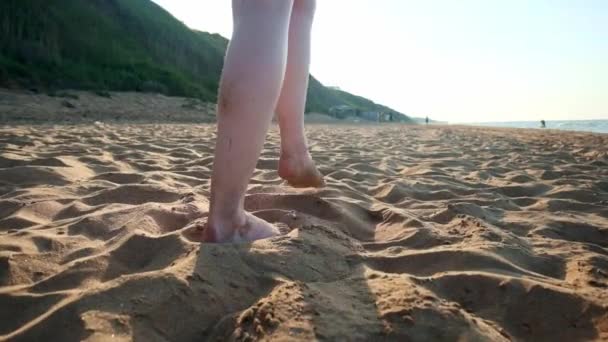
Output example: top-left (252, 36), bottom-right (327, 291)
top-left (0, 123), bottom-right (607, 341)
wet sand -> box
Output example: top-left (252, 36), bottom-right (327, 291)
top-left (0, 123), bottom-right (607, 341)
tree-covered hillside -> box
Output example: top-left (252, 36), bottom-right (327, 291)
top-left (0, 0), bottom-right (224, 100)
top-left (0, 0), bottom-right (412, 121)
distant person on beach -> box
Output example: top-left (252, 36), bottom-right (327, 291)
top-left (203, 0), bottom-right (324, 243)
top-left (425, 116), bottom-right (429, 125)
top-left (541, 120), bottom-right (546, 128)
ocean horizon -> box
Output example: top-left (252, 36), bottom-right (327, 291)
top-left (461, 119), bottom-right (608, 134)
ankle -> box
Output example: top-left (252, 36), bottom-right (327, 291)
top-left (281, 145), bottom-right (310, 159)
top-left (280, 136), bottom-right (309, 157)
top-left (278, 149), bottom-right (318, 182)
top-left (207, 210), bottom-right (247, 241)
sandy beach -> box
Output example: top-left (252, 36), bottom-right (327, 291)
top-left (0, 123), bottom-right (607, 341)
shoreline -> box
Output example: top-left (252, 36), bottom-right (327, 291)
top-left (2, 88), bottom-right (606, 135)
top-left (457, 120), bottom-right (608, 135)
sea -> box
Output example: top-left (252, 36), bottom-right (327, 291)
top-left (464, 119), bottom-right (608, 134)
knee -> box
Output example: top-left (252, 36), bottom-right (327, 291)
top-left (234, 0), bottom-right (294, 18)
top-left (261, 0), bottom-right (295, 12)
top-left (293, 0), bottom-right (316, 17)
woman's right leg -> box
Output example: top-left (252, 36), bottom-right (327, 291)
top-left (205, 0), bottom-right (294, 243)
top-left (276, 0), bottom-right (324, 188)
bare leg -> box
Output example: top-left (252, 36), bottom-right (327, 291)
top-left (276, 0), bottom-right (325, 188)
top-left (205, 0), bottom-right (294, 243)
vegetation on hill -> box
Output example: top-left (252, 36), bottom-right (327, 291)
top-left (306, 77), bottom-right (408, 119)
top-left (0, 0), bottom-right (224, 100)
top-left (0, 0), bottom-right (412, 121)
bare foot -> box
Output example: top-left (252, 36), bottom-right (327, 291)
top-left (278, 151), bottom-right (325, 188)
top-left (203, 211), bottom-right (280, 243)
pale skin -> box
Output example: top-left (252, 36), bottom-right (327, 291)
top-left (203, 0), bottom-right (324, 243)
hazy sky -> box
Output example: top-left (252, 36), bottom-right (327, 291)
top-left (152, 0), bottom-right (607, 122)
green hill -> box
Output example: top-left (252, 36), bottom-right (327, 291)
top-left (0, 0), bottom-right (412, 122)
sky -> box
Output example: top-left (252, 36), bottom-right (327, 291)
top-left (152, 0), bottom-right (607, 123)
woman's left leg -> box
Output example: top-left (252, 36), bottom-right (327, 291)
top-left (205, 0), bottom-right (295, 243)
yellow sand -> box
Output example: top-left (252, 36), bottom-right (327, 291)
top-left (0, 123), bottom-right (607, 341)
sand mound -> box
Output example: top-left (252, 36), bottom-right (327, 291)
top-left (0, 124), bottom-right (607, 341)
